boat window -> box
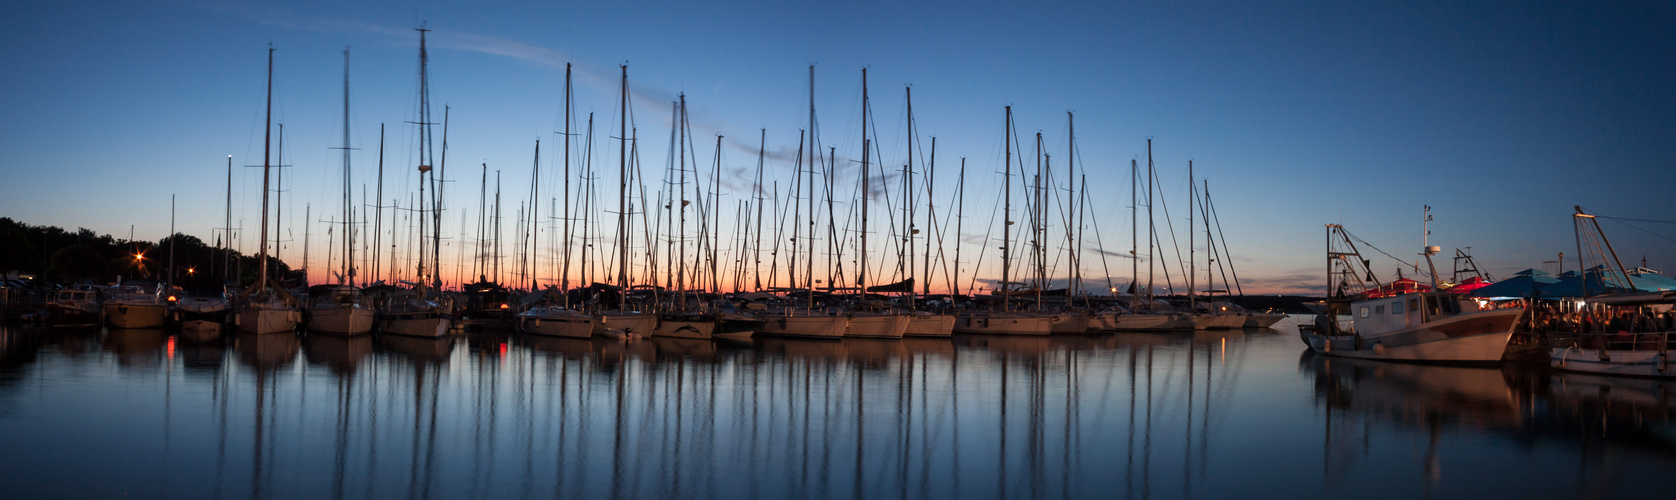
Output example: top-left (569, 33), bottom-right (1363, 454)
top-left (1408, 298), bottom-right (1419, 313)
top-left (1391, 301), bottom-right (1402, 314)
top-left (1425, 295), bottom-right (1441, 317)
top-left (1374, 305), bottom-right (1385, 314)
top-left (1359, 306), bottom-right (1370, 318)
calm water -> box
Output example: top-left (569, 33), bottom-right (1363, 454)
top-left (0, 317), bottom-right (1671, 499)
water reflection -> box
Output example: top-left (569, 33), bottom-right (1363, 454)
top-left (1301, 350), bottom-right (1675, 497)
top-left (0, 322), bottom-right (1670, 498)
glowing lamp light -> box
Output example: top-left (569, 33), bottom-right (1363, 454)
top-left (499, 303), bottom-right (509, 309)
top-left (167, 296), bottom-right (177, 302)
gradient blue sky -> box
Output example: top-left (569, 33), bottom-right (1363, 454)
top-left (3, 1), bottom-right (1673, 293)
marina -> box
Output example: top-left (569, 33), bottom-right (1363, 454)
top-left (0, 319), bottom-right (1670, 498)
top-left (5, 2), bottom-right (1676, 498)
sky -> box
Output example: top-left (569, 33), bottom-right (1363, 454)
top-left (3, 0), bottom-right (1674, 295)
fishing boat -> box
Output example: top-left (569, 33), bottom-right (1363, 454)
top-left (1300, 214), bottom-right (1521, 362)
top-left (104, 280), bottom-right (169, 329)
top-left (1544, 208), bottom-right (1676, 377)
top-left (47, 287), bottom-right (102, 328)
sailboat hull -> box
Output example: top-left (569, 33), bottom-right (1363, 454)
top-left (758, 314), bottom-right (849, 340)
top-left (845, 314), bottom-right (910, 339)
top-left (1048, 314), bottom-right (1092, 335)
top-left (655, 313), bottom-right (717, 340)
top-left (596, 313), bottom-right (657, 337)
top-left (904, 314), bottom-right (955, 337)
top-left (235, 306), bottom-right (299, 335)
top-left (105, 303), bottom-right (168, 329)
top-left (307, 306), bottom-right (375, 335)
top-left (379, 314), bottom-right (450, 338)
top-left (519, 313), bottom-right (596, 338)
top-left (953, 313), bottom-right (1051, 335)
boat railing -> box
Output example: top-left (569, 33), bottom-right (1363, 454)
top-left (1547, 329), bottom-right (1674, 352)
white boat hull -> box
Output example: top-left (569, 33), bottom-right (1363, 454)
top-left (235, 306), bottom-right (300, 335)
top-left (845, 314), bottom-right (909, 339)
top-left (520, 312), bottom-right (596, 338)
top-left (380, 315), bottom-right (450, 338)
top-left (307, 306), bottom-right (375, 335)
top-left (655, 313), bottom-right (717, 339)
top-left (1103, 312), bottom-right (1192, 331)
top-left (953, 313), bottom-right (1052, 335)
top-left (1049, 314), bottom-right (1092, 335)
top-left (1551, 347), bottom-right (1676, 378)
top-left (1299, 309), bottom-right (1521, 362)
top-left (758, 314), bottom-right (849, 339)
top-left (904, 314), bottom-right (955, 337)
top-left (1244, 313), bottom-right (1286, 328)
top-left (596, 313), bottom-right (658, 337)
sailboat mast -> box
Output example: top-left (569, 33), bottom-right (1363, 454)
top-left (340, 47), bottom-right (354, 285)
top-left (617, 64), bottom-right (629, 290)
top-left (956, 159), bottom-right (965, 296)
top-left (858, 68), bottom-right (869, 300)
top-left (806, 65), bottom-right (816, 306)
top-left (374, 125), bottom-right (384, 284)
top-left (256, 46), bottom-right (271, 290)
top-left (1145, 140), bottom-right (1155, 302)
top-left (753, 128), bottom-right (766, 291)
top-left (562, 64), bottom-right (572, 302)
top-left (1066, 112), bottom-right (1076, 299)
top-left (712, 134), bottom-right (722, 294)
top-left (904, 85), bottom-right (914, 305)
top-left (1189, 160), bottom-right (1195, 311)
top-left (224, 155), bottom-right (232, 280)
top-left (1131, 159), bottom-right (1137, 304)
top-left (677, 95), bottom-right (688, 309)
top-left (435, 105), bottom-right (448, 291)
top-left (530, 139), bottom-right (541, 291)
top-left (1002, 106), bottom-right (1011, 312)
top-left (925, 137), bottom-right (935, 296)
top-left (1035, 132), bottom-right (1044, 310)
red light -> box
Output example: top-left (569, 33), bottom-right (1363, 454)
top-left (498, 342), bottom-right (507, 357)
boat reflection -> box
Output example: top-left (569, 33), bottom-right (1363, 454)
top-left (233, 332), bottom-right (299, 371)
top-left (1300, 351), bottom-right (1676, 493)
top-left (103, 327), bottom-right (169, 367)
top-left (304, 334), bottom-right (373, 375)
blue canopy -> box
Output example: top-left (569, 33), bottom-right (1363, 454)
top-left (1537, 266), bottom-right (1661, 297)
top-left (1626, 268), bottom-right (1676, 291)
top-left (1471, 273), bottom-right (1559, 298)
top-left (1512, 268), bottom-right (1551, 277)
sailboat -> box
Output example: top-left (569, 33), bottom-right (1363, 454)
top-left (898, 86), bottom-right (954, 338)
top-left (1102, 145), bottom-right (1193, 331)
top-left (306, 47), bottom-right (375, 336)
top-left (754, 66), bottom-right (851, 340)
top-left (233, 45), bottom-right (302, 335)
top-left (841, 68), bottom-right (909, 339)
top-left (375, 26), bottom-right (451, 338)
top-left (653, 93), bottom-right (725, 341)
top-left (514, 131), bottom-right (595, 338)
top-left (953, 106), bottom-right (1051, 335)
top-left (589, 64), bottom-right (658, 338)
top-left (1300, 208), bottom-right (1521, 362)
